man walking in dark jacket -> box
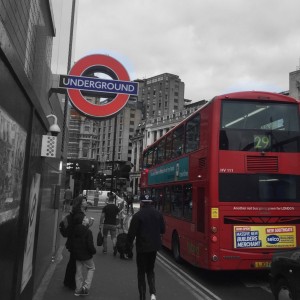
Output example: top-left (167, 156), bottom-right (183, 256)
top-left (127, 194), bottom-right (165, 300)
top-left (72, 215), bottom-right (96, 296)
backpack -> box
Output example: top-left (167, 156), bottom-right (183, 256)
top-left (59, 214), bottom-right (72, 237)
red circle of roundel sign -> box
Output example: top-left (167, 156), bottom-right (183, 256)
top-left (64, 54), bottom-right (137, 118)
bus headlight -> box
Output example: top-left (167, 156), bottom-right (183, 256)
top-left (211, 255), bottom-right (218, 262)
top-left (211, 226), bottom-right (218, 233)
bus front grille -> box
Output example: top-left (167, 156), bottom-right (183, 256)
top-left (246, 156), bottom-right (278, 173)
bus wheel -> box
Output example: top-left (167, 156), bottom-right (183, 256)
top-left (172, 232), bottom-right (181, 263)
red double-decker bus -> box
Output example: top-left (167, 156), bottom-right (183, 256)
top-left (140, 91), bottom-right (300, 270)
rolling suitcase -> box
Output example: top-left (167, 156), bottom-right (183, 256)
top-left (116, 231), bottom-right (133, 259)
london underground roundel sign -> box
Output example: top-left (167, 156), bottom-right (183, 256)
top-left (59, 54), bottom-right (138, 118)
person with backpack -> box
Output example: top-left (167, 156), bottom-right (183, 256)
top-left (72, 215), bottom-right (96, 296)
top-left (62, 195), bottom-right (87, 290)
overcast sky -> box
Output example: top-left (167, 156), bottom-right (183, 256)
top-left (58, 0), bottom-right (300, 102)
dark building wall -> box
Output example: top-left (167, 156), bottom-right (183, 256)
top-left (0, 57), bottom-right (32, 300)
top-left (0, 1), bottom-right (64, 300)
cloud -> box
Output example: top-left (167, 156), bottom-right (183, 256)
top-left (74, 0), bottom-right (300, 100)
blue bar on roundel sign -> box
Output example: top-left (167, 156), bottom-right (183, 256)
top-left (59, 75), bottom-right (138, 96)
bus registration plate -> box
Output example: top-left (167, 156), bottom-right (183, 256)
top-left (254, 261), bottom-right (271, 268)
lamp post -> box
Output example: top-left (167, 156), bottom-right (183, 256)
top-left (61, 0), bottom-right (76, 156)
top-left (110, 114), bottom-right (118, 193)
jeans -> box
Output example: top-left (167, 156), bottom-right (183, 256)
top-left (103, 224), bottom-right (117, 252)
top-left (75, 258), bottom-right (95, 290)
top-left (136, 251), bottom-right (157, 299)
top-left (64, 252), bottom-right (76, 289)
top-left (126, 202), bottom-right (134, 214)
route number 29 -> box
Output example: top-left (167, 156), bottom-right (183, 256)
top-left (254, 135), bottom-right (270, 150)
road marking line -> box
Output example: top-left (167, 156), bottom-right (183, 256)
top-left (157, 253), bottom-right (222, 300)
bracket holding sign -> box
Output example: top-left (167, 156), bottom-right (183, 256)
top-left (59, 54), bottom-right (138, 119)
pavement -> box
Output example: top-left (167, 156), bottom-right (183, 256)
top-left (33, 208), bottom-right (202, 300)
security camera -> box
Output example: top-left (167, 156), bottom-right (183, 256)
top-left (49, 123), bottom-right (61, 136)
top-left (46, 114), bottom-right (61, 136)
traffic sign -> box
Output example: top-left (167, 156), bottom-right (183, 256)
top-left (59, 54), bottom-right (138, 118)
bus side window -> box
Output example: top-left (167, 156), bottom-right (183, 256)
top-left (185, 114), bottom-right (200, 153)
top-left (183, 184), bottom-right (192, 221)
top-left (163, 186), bottom-right (171, 214)
top-left (165, 134), bottom-right (173, 160)
top-left (157, 190), bottom-right (163, 212)
top-left (173, 125), bottom-right (184, 158)
top-left (157, 139), bottom-right (165, 165)
top-left (171, 185), bottom-right (183, 218)
top-left (219, 130), bottom-right (229, 150)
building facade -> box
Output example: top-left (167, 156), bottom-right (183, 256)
top-left (0, 2), bottom-right (68, 300)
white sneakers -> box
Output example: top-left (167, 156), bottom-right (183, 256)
top-left (150, 294), bottom-right (156, 300)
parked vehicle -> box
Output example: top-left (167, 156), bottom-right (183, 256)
top-left (269, 248), bottom-right (300, 300)
top-left (83, 190), bottom-right (124, 208)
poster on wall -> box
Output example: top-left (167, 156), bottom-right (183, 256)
top-left (21, 173), bottom-right (41, 292)
top-left (0, 108), bottom-right (27, 224)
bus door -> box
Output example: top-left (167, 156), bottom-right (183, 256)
top-left (194, 183), bottom-right (208, 267)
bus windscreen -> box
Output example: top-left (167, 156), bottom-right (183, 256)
top-left (220, 101), bottom-right (300, 152)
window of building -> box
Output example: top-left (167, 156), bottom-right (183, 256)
top-left (82, 143), bottom-right (89, 157)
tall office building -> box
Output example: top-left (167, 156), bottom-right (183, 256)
top-left (139, 73), bottom-right (185, 119)
top-left (67, 96), bottom-right (142, 161)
